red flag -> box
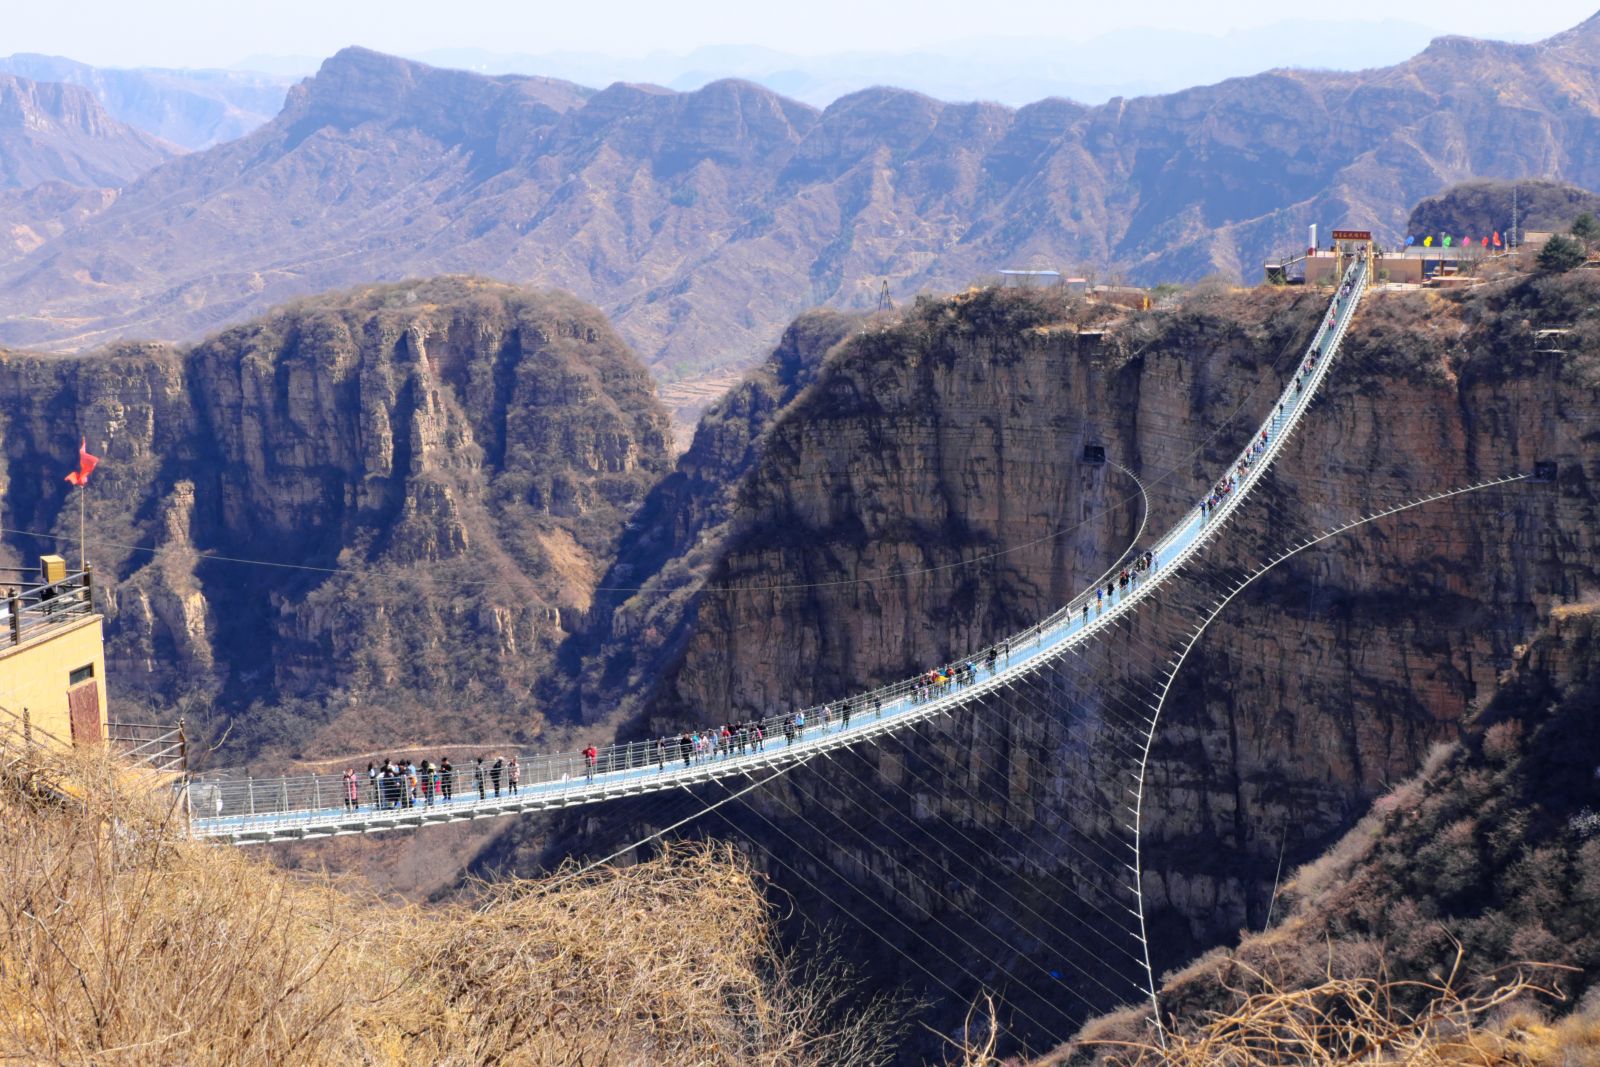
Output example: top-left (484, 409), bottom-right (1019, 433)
top-left (64, 438), bottom-right (98, 486)
top-left (1493, 231), bottom-right (1502, 247)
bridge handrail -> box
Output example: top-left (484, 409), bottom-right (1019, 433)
top-left (188, 261), bottom-right (1369, 842)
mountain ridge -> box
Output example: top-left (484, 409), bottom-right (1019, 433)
top-left (0, 72), bottom-right (177, 189)
top-left (2, 20), bottom-right (1599, 402)
top-left (0, 53), bottom-right (290, 149)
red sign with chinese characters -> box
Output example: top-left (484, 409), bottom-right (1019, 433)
top-left (1330, 229), bottom-right (1372, 241)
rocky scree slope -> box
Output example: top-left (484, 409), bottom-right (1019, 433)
top-left (0, 278), bottom-right (670, 761)
top-left (478, 272), bottom-right (1600, 1058)
top-left (5, 17), bottom-right (1600, 377)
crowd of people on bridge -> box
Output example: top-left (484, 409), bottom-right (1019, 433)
top-left (342, 754), bottom-right (521, 811)
top-left (324, 542), bottom-right (1189, 816)
top-left (1200, 269), bottom-right (1357, 524)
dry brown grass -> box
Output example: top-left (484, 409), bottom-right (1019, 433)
top-left (1081, 950), bottom-right (1580, 1067)
top-left (0, 747), bottom-right (898, 1065)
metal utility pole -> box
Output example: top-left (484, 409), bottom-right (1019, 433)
top-left (1511, 183), bottom-right (1519, 251)
top-left (877, 279), bottom-right (892, 312)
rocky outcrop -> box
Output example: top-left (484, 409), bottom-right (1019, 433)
top-left (0, 278), bottom-right (671, 759)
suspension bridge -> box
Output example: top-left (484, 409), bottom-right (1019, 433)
top-left (41, 252), bottom-right (1544, 1051)
top-left (182, 256), bottom-right (1376, 846)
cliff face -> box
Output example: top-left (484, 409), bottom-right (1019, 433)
top-left (0, 278), bottom-right (671, 758)
top-left (499, 272), bottom-right (1600, 1055)
top-left (566, 308), bottom-right (862, 726)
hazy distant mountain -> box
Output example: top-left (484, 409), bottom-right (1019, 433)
top-left (0, 54), bottom-right (290, 149)
top-left (0, 73), bottom-right (177, 189)
top-left (412, 19), bottom-right (1449, 107)
top-left (4, 15), bottom-right (1600, 383)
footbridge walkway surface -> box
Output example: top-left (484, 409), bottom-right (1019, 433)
top-left (188, 260), bottom-right (1371, 844)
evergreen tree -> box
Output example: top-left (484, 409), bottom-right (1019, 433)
top-left (1537, 234), bottom-right (1586, 272)
top-left (1572, 211), bottom-right (1600, 247)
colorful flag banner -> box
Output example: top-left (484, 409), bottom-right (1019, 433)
top-left (64, 438), bottom-right (98, 486)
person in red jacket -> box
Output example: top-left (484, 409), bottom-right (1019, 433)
top-left (583, 745), bottom-right (598, 780)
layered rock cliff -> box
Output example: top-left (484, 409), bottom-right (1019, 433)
top-left (0, 278), bottom-right (671, 758)
top-left (484, 269), bottom-right (1599, 1058)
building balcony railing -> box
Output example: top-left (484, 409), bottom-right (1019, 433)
top-left (0, 565), bottom-right (96, 650)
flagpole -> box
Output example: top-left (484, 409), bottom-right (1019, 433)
top-left (79, 484), bottom-right (86, 570)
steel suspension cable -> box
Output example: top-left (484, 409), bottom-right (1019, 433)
top-left (1130, 473), bottom-right (1529, 1047)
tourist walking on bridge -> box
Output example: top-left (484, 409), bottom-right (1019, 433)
top-left (440, 757), bottom-right (454, 802)
top-left (343, 767), bottom-right (358, 811)
top-left (473, 757), bottom-right (487, 799)
top-left (583, 745), bottom-right (598, 781)
top-left (508, 756), bottom-right (519, 795)
top-left (491, 756), bottom-right (504, 797)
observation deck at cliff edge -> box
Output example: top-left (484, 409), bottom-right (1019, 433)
top-left (186, 259), bottom-right (1371, 845)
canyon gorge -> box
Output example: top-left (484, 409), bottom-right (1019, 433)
top-left (2, 259), bottom-right (1594, 1057)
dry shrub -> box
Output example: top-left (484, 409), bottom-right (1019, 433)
top-left (939, 994), bottom-right (1002, 1066)
top-left (0, 746), bottom-right (896, 1065)
top-left (1083, 950), bottom-right (1577, 1066)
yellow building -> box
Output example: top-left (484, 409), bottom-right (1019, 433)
top-left (0, 556), bottom-right (108, 750)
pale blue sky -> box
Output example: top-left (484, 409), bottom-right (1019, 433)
top-left (6, 0), bottom-right (1597, 69)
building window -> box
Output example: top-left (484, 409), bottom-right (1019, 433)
top-left (69, 664), bottom-right (94, 686)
